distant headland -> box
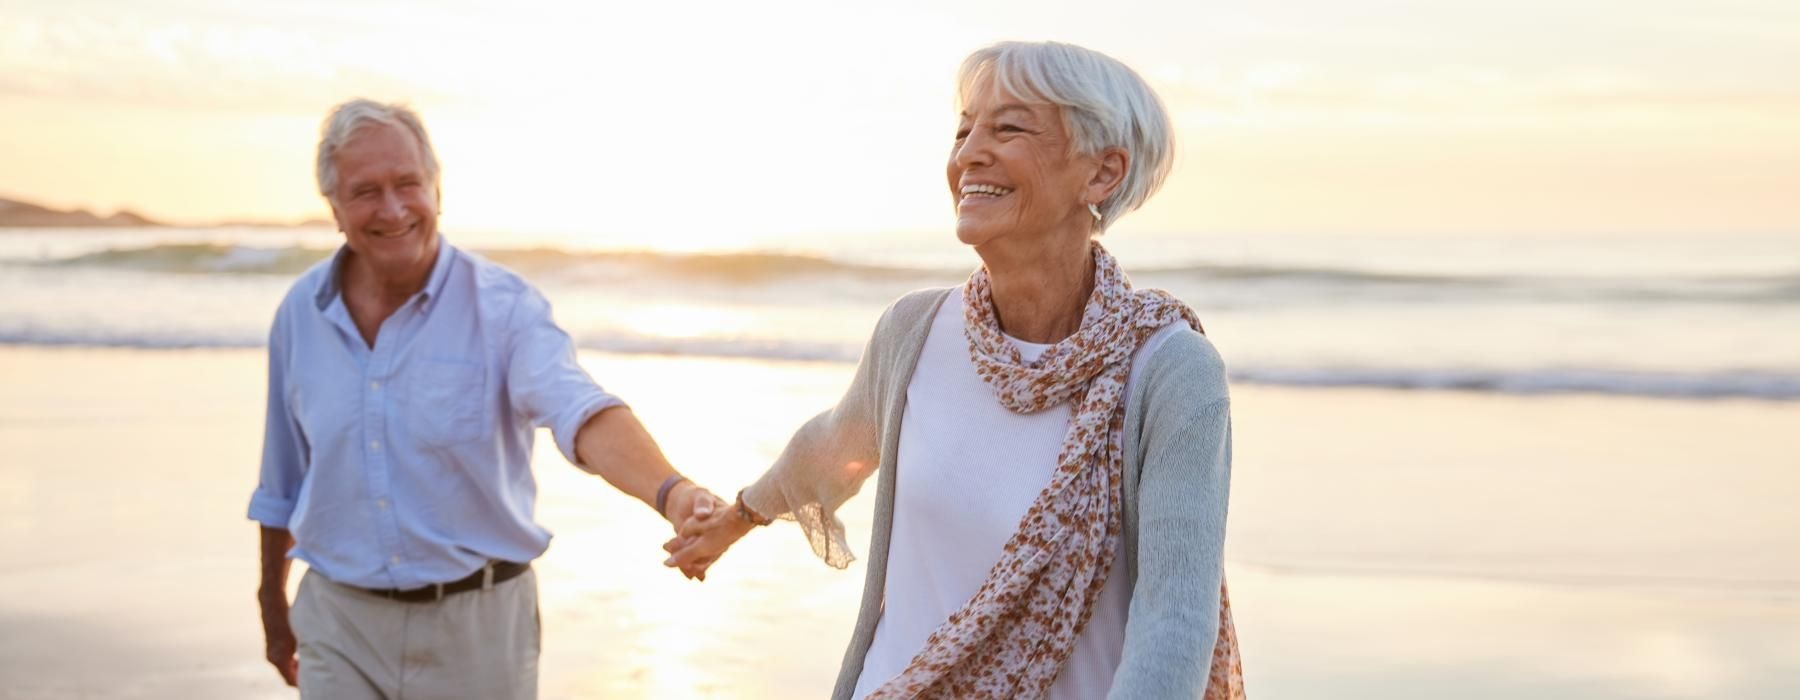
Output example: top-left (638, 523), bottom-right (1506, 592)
top-left (0, 196), bottom-right (330, 229)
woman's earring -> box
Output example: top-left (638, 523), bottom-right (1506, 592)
top-left (1087, 202), bottom-right (1103, 224)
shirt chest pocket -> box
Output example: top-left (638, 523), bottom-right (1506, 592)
top-left (405, 359), bottom-right (491, 448)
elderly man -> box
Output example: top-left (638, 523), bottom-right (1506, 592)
top-left (249, 99), bottom-right (719, 699)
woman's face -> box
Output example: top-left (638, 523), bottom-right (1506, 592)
top-left (947, 78), bottom-right (1100, 250)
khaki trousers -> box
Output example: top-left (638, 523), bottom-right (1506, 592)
top-left (291, 567), bottom-right (540, 700)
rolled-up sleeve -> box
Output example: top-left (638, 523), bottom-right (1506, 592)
top-left (504, 287), bottom-right (624, 467)
top-left (248, 308), bottom-right (306, 527)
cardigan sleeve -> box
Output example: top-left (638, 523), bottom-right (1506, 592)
top-left (1109, 330), bottom-right (1233, 699)
top-left (740, 296), bottom-right (912, 569)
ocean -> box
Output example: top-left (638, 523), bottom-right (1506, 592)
top-left (3, 227), bottom-right (1798, 400)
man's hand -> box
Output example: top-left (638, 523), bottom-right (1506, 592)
top-left (258, 586), bottom-right (299, 686)
top-left (257, 526), bottom-right (298, 687)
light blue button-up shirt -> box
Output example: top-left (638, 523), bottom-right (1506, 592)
top-left (248, 238), bottom-right (622, 590)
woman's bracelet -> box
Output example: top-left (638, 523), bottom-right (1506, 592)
top-left (655, 474), bottom-right (689, 518)
top-left (735, 488), bottom-right (772, 526)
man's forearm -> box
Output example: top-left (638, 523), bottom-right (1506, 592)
top-left (574, 406), bottom-right (681, 510)
top-left (259, 526), bottom-right (294, 597)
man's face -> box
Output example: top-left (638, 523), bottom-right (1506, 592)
top-left (328, 122), bottom-right (440, 281)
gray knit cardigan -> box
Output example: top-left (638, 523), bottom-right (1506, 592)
top-left (742, 287), bottom-right (1232, 699)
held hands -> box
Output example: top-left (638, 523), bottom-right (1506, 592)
top-left (662, 494), bottom-right (758, 582)
top-left (659, 480), bottom-right (729, 579)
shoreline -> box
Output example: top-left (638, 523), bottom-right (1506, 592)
top-left (3, 342), bottom-right (1795, 404)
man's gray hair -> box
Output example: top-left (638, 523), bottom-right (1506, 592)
top-left (315, 99), bottom-right (441, 202)
top-left (956, 42), bottom-right (1174, 234)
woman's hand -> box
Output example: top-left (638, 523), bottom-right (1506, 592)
top-left (663, 505), bottom-right (755, 581)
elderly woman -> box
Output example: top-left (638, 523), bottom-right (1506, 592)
top-left (667, 41), bottom-right (1244, 699)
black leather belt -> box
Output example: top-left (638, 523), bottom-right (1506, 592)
top-left (353, 561), bottom-right (531, 603)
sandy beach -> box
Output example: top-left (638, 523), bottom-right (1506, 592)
top-left (1, 346), bottom-right (1796, 699)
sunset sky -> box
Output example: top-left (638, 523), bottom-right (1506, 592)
top-left (2, 0), bottom-right (1796, 245)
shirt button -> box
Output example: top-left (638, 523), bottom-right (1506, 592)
top-left (376, 499), bottom-right (389, 509)
top-left (390, 555), bottom-right (401, 565)
top-left (370, 381), bottom-right (381, 391)
top-left (370, 440), bottom-right (381, 451)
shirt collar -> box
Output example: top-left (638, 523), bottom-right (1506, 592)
top-left (417, 235), bottom-right (456, 309)
top-left (313, 234), bottom-right (456, 311)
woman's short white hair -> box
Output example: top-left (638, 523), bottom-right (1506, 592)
top-left (315, 99), bottom-right (441, 203)
top-left (957, 42), bottom-right (1174, 234)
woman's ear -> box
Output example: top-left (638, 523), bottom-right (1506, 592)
top-left (1085, 146), bottom-right (1130, 205)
